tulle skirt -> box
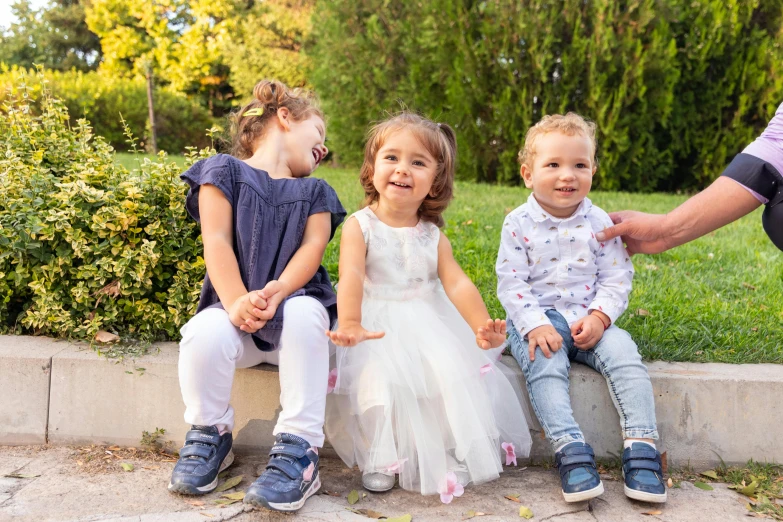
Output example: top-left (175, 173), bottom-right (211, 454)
top-left (325, 288), bottom-right (532, 496)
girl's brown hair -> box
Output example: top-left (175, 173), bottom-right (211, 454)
top-left (229, 79), bottom-right (324, 159)
top-left (359, 112), bottom-right (457, 227)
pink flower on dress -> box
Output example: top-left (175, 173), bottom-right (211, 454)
top-left (480, 363), bottom-right (493, 376)
top-left (383, 458), bottom-right (408, 474)
top-left (502, 442), bottom-right (517, 466)
top-left (327, 368), bottom-right (338, 394)
top-left (437, 472), bottom-right (464, 504)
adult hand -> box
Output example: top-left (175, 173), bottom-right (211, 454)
top-left (476, 318), bottom-right (507, 350)
top-left (526, 324), bottom-right (563, 361)
top-left (596, 210), bottom-right (673, 255)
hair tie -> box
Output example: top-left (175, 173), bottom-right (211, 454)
top-left (243, 107), bottom-right (264, 117)
top-left (437, 122), bottom-right (442, 128)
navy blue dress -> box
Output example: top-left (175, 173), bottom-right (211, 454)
top-left (181, 154), bottom-right (346, 351)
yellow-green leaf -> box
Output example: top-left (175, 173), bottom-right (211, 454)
top-left (739, 480), bottom-right (759, 497)
top-left (221, 492), bottom-right (245, 500)
top-left (347, 489), bottom-right (360, 505)
top-left (213, 499), bottom-right (239, 505)
top-left (386, 516), bottom-right (412, 522)
top-left (214, 475), bottom-right (243, 493)
top-left (120, 462), bottom-right (134, 472)
top-left (700, 470), bottom-right (719, 480)
top-left (519, 506), bottom-right (534, 519)
top-left (693, 481), bottom-right (713, 491)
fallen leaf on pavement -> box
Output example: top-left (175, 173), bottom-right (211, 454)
top-left (186, 500), bottom-right (205, 507)
top-left (347, 489), bottom-right (360, 505)
top-left (218, 470), bottom-right (230, 479)
top-left (667, 478), bottom-right (673, 488)
top-left (142, 466), bottom-right (160, 470)
top-left (701, 470), bottom-right (719, 480)
top-left (505, 493), bottom-right (521, 502)
top-left (95, 330), bottom-right (120, 343)
top-left (213, 499), bottom-right (239, 505)
top-left (214, 475), bottom-right (243, 493)
top-left (694, 481), bottom-right (714, 491)
top-left (120, 463), bottom-right (134, 472)
top-left (519, 506), bottom-right (534, 519)
top-left (322, 490), bottom-right (342, 497)
top-left (4, 473), bottom-right (41, 479)
top-left (464, 510), bottom-right (490, 519)
top-left (200, 513), bottom-right (214, 518)
top-left (221, 492), bottom-right (245, 501)
top-left (739, 481), bottom-right (759, 497)
top-left (386, 516), bottom-right (412, 522)
top-left (642, 510), bottom-right (663, 516)
top-left (355, 509), bottom-right (385, 519)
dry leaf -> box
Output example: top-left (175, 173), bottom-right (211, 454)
top-left (120, 462), bottom-right (134, 472)
top-left (642, 510), bottom-right (663, 516)
top-left (200, 513), bottom-right (214, 518)
top-left (221, 492), bottom-right (245, 501)
top-left (386, 516), bottom-right (412, 522)
top-left (95, 330), bottom-right (120, 343)
top-left (142, 466), bottom-right (160, 470)
top-left (355, 509), bottom-right (385, 519)
top-left (505, 494), bottom-right (521, 503)
top-left (464, 510), bottom-right (490, 519)
top-left (322, 490), bottom-right (342, 497)
top-left (742, 282), bottom-right (757, 291)
top-left (519, 506), bottom-right (534, 519)
top-left (108, 446), bottom-right (121, 451)
top-left (347, 489), bottom-right (360, 505)
top-left (636, 309), bottom-right (651, 317)
top-left (213, 499), bottom-right (239, 505)
top-left (661, 451), bottom-right (668, 474)
top-left (96, 280), bottom-right (121, 297)
top-left (4, 473), bottom-right (40, 479)
top-left (214, 475), bottom-right (243, 493)
top-left (667, 478), bottom-right (673, 488)
top-left (186, 500), bottom-right (205, 507)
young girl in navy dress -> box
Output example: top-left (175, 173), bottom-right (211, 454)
top-left (168, 80), bottom-right (346, 513)
top-left (325, 112), bottom-right (532, 500)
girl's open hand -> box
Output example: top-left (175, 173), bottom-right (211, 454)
top-left (476, 318), bottom-right (507, 350)
top-left (325, 322), bottom-right (385, 347)
top-left (228, 291), bottom-right (268, 333)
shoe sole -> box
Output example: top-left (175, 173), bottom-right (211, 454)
top-left (363, 480), bottom-right (395, 492)
top-left (622, 469), bottom-right (667, 503)
top-left (562, 481), bottom-right (604, 503)
top-left (167, 450), bottom-right (235, 495)
top-left (244, 474), bottom-right (321, 512)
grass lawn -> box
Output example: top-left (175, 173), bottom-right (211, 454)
top-left (118, 152), bottom-right (783, 364)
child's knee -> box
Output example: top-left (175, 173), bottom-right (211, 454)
top-left (180, 308), bottom-right (240, 359)
top-left (283, 296), bottom-right (329, 334)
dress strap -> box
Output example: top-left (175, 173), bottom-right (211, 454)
top-left (350, 207), bottom-right (374, 246)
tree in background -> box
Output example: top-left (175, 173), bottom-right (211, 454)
top-left (309, 0), bottom-right (783, 191)
top-left (0, 0), bottom-right (101, 71)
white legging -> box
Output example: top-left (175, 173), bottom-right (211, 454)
top-left (178, 296), bottom-right (330, 447)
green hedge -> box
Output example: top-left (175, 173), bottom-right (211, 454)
top-left (0, 65), bottom-right (215, 154)
top-left (308, 0), bottom-right (783, 191)
top-left (0, 70), bottom-right (207, 341)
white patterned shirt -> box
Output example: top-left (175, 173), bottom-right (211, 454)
top-left (496, 194), bottom-right (634, 338)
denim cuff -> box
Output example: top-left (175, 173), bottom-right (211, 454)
top-left (623, 428), bottom-right (659, 441)
top-left (550, 433), bottom-right (586, 452)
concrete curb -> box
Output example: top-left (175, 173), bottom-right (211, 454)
top-left (2, 335), bottom-right (781, 468)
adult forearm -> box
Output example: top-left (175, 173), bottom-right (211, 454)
top-left (664, 177), bottom-right (761, 248)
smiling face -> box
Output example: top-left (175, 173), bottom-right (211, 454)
top-left (283, 113), bottom-right (328, 177)
top-left (371, 128), bottom-right (439, 216)
top-left (521, 131), bottom-right (596, 218)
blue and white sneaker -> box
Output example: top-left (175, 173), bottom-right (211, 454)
top-left (168, 425), bottom-right (234, 495)
top-left (622, 443), bottom-right (667, 503)
top-left (555, 442), bottom-right (604, 502)
top-left (244, 433), bottom-right (321, 512)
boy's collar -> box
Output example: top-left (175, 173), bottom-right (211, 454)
top-left (526, 193), bottom-right (592, 222)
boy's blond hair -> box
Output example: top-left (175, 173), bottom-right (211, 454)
top-left (518, 112), bottom-right (597, 167)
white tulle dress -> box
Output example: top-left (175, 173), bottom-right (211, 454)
top-left (325, 207), bottom-right (532, 496)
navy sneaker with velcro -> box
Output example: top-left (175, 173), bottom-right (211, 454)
top-left (555, 441), bottom-right (604, 502)
top-left (244, 433), bottom-right (320, 512)
top-left (622, 442), bottom-right (667, 503)
top-left (168, 425), bottom-right (234, 495)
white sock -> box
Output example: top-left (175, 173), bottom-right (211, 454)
top-left (555, 441), bottom-right (579, 453)
top-left (624, 439), bottom-right (655, 450)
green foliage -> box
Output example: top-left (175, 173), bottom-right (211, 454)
top-left (0, 68), bottom-right (208, 341)
top-left (0, 66), bottom-right (214, 153)
top-left (309, 0), bottom-right (783, 191)
top-left (0, 0), bottom-right (101, 72)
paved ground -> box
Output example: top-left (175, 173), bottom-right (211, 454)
top-left (0, 445), bottom-right (754, 522)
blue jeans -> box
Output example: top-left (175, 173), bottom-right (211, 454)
top-left (508, 310), bottom-right (659, 451)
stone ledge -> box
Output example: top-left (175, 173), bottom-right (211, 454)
top-left (1, 335), bottom-right (781, 468)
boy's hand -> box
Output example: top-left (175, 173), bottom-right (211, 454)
top-left (476, 318), bottom-right (507, 350)
top-left (228, 291), bottom-right (268, 333)
top-left (571, 313), bottom-right (608, 350)
top-left (526, 325), bottom-right (563, 361)
top-left (325, 322), bottom-right (385, 347)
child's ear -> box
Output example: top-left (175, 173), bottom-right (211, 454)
top-left (520, 164), bottom-right (534, 189)
top-left (276, 107), bottom-right (291, 131)
top-left (591, 165), bottom-right (597, 176)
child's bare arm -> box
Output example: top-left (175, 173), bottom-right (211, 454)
top-left (199, 184), bottom-right (267, 331)
top-left (326, 218), bottom-right (384, 346)
top-left (437, 234), bottom-right (505, 349)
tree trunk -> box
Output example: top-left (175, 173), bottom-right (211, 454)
top-left (145, 65), bottom-right (158, 154)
